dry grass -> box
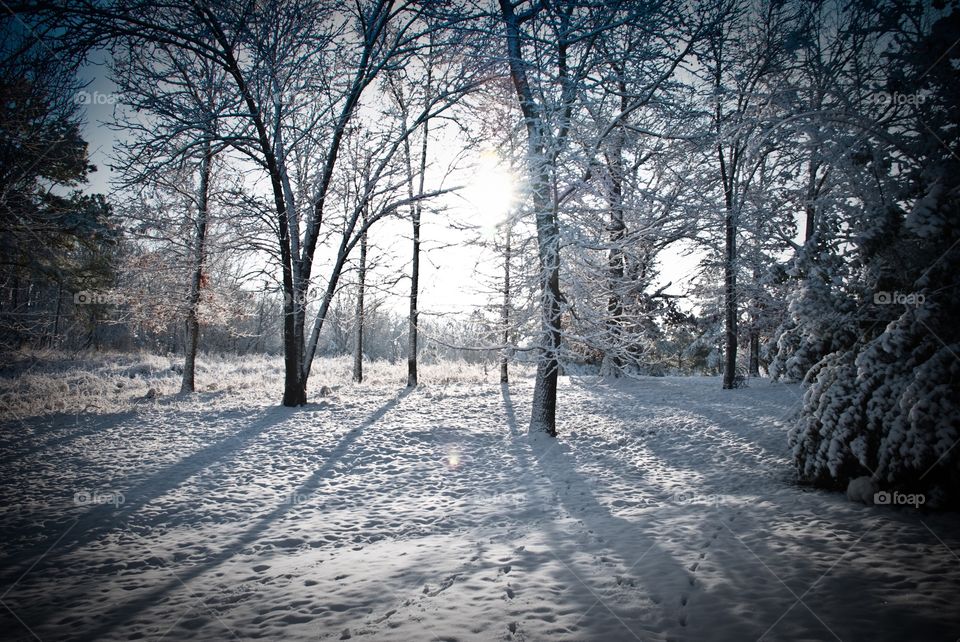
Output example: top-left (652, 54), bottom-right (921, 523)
top-left (0, 348), bottom-right (532, 421)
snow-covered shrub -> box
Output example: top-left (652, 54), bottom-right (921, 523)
top-left (789, 301), bottom-right (960, 504)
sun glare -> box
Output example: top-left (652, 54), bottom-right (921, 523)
top-left (465, 153), bottom-right (517, 228)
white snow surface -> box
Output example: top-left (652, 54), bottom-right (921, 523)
top-left (1, 375), bottom-right (958, 641)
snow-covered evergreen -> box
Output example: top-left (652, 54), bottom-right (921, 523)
top-left (786, 7), bottom-right (960, 502)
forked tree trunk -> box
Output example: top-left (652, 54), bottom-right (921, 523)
top-left (181, 141), bottom-right (213, 393)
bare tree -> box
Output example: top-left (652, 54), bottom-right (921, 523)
top-left (496, 0), bottom-right (699, 431)
top-left (353, 207), bottom-right (368, 384)
top-left (499, 219), bottom-right (512, 384)
top-left (180, 139), bottom-right (213, 392)
top-left (386, 44), bottom-right (435, 388)
top-left (65, 0), bottom-right (485, 404)
top-left (691, 0), bottom-right (796, 388)
top-left (497, 0), bottom-right (579, 435)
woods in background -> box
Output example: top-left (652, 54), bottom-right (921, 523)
top-left (1, 1), bottom-right (957, 498)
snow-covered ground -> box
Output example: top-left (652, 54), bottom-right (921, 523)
top-left (1, 374), bottom-right (959, 641)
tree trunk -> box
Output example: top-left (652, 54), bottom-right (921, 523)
top-left (51, 281), bottom-right (62, 348)
top-left (722, 201), bottom-right (738, 389)
top-left (748, 331), bottom-right (760, 377)
top-left (181, 141), bottom-right (213, 394)
top-left (529, 164), bottom-right (562, 436)
top-left (407, 106), bottom-right (429, 388)
top-left (605, 77), bottom-right (628, 375)
top-left (500, 224), bottom-right (511, 384)
top-left (500, 0), bottom-right (562, 436)
top-left (804, 157), bottom-right (820, 244)
top-left (353, 214), bottom-right (367, 384)
top-left (713, 48), bottom-right (738, 390)
top-left (716, 128), bottom-right (737, 389)
top-left (407, 205), bottom-right (420, 387)
top-left (281, 271), bottom-right (305, 405)
top-left (211, 30), bottom-right (304, 406)
top-left (606, 174), bottom-right (626, 374)
top-left (255, 295), bottom-right (265, 353)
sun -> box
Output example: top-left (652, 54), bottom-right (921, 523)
top-left (465, 152), bottom-right (517, 225)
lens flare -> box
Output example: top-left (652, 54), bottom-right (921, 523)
top-left (445, 445), bottom-right (462, 470)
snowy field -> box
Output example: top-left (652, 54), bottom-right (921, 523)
top-left (2, 369), bottom-right (959, 641)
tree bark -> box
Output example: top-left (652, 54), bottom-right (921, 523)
top-left (407, 208), bottom-right (420, 387)
top-left (407, 93), bottom-right (430, 388)
top-left (722, 198), bottom-right (738, 389)
top-left (499, 0), bottom-right (562, 436)
top-left (353, 212), bottom-right (367, 384)
top-left (500, 223), bottom-right (511, 384)
top-left (51, 281), bottom-right (62, 348)
top-left (181, 140), bottom-right (213, 394)
top-left (605, 75), bottom-right (628, 375)
top-left (716, 102), bottom-right (737, 389)
top-left (605, 163), bottom-right (625, 374)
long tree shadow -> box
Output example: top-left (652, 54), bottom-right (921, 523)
top-left (40, 387), bottom-right (412, 642)
top-left (500, 384), bottom-right (755, 640)
top-left (0, 410), bottom-right (142, 466)
top-left (549, 379), bottom-right (960, 640)
top-left (0, 405), bottom-right (289, 583)
top-left (566, 377), bottom-right (796, 493)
